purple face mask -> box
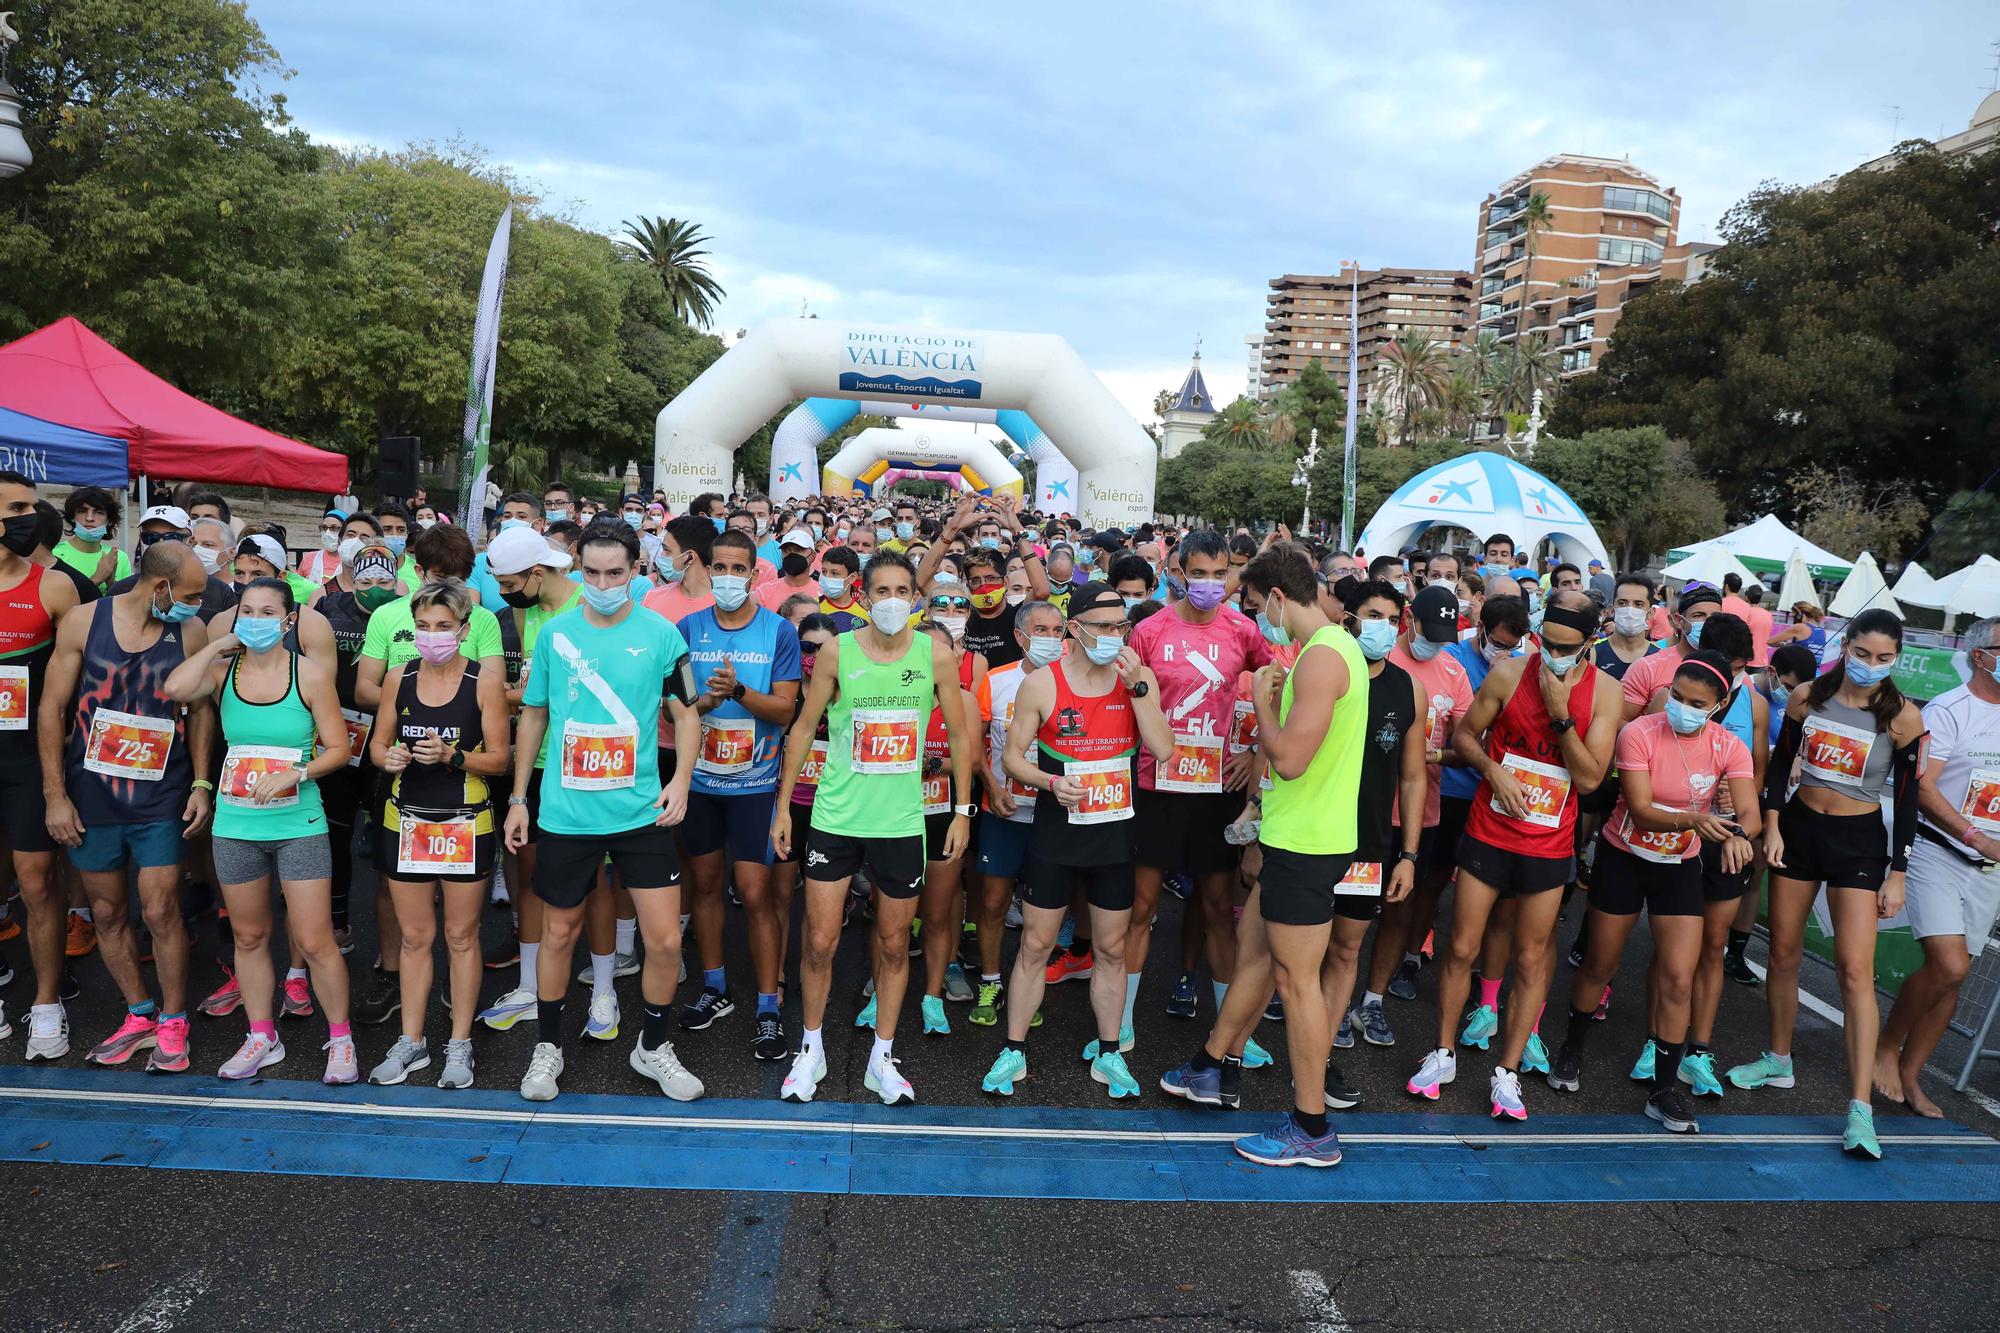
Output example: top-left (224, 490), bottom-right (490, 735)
top-left (1184, 579), bottom-right (1229, 612)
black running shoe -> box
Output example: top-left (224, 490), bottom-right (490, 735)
top-left (1547, 1044), bottom-right (1583, 1093)
top-left (678, 986), bottom-right (735, 1031)
top-left (1723, 947), bottom-right (1760, 987)
top-left (351, 967), bottom-right (401, 1025)
top-left (1325, 1059), bottom-right (1364, 1110)
top-left (1645, 1085), bottom-right (1699, 1134)
top-left (751, 1014), bottom-right (786, 1061)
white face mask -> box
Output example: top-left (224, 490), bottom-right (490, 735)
top-left (870, 598), bottom-right (912, 636)
top-left (319, 530), bottom-right (340, 550)
top-left (1613, 606), bottom-right (1649, 637)
top-left (192, 544), bottom-right (221, 575)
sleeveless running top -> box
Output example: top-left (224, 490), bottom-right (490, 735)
top-left (0, 562), bottom-right (54, 758)
top-left (1033, 659), bottom-right (1139, 866)
top-left (385, 663), bottom-right (490, 813)
top-left (1592, 636), bottom-right (1655, 682)
top-left (1712, 679), bottom-right (1757, 816)
top-left (815, 630), bottom-right (932, 839)
top-left (1797, 692), bottom-right (1894, 804)
top-left (1261, 625), bottom-right (1369, 857)
top-left (65, 599), bottom-right (193, 825)
top-left (215, 653), bottom-right (324, 842)
top-left (1355, 659), bottom-right (1416, 861)
top-left (1464, 651), bottom-right (1600, 859)
top-left (922, 650), bottom-right (979, 815)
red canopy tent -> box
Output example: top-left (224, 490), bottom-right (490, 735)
top-left (0, 317), bottom-right (348, 493)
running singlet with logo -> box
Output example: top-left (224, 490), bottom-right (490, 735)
top-left (1355, 659), bottom-right (1417, 861)
top-left (678, 605), bottom-right (801, 795)
top-left (1128, 603), bottom-right (1267, 794)
top-left (1603, 712), bottom-right (1750, 864)
top-left (523, 603), bottom-right (687, 837)
top-left (0, 563), bottom-right (53, 759)
top-left (215, 655), bottom-right (324, 842)
top-left (382, 663), bottom-right (494, 870)
top-left (1464, 652), bottom-right (1600, 859)
top-left (814, 631), bottom-right (932, 840)
top-left (64, 599), bottom-right (192, 825)
top-left (1260, 625), bottom-right (1368, 857)
top-left (1592, 637), bottom-right (1657, 682)
top-left (361, 596), bottom-right (503, 671)
top-left (923, 651), bottom-right (981, 816)
top-left (977, 660), bottom-right (1038, 823)
top-left (1033, 660), bottom-right (1139, 865)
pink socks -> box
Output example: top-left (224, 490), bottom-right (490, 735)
top-left (327, 1022), bottom-right (352, 1041)
top-left (1478, 977), bottom-right (1502, 1009)
top-left (250, 1020), bottom-right (277, 1040)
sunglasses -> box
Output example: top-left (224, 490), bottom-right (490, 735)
top-left (929, 595), bottom-right (972, 612)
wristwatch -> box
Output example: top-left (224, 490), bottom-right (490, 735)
top-left (1550, 716), bottom-right (1576, 736)
top-left (507, 795), bottom-right (529, 807)
top-left (448, 748), bottom-right (465, 771)
top-left (953, 802), bottom-right (978, 818)
top-left (1128, 680), bottom-right (1150, 698)
top-left (730, 682), bottom-right (747, 702)
top-left (1397, 850), bottom-right (1420, 865)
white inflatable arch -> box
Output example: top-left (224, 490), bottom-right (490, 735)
top-left (1356, 452), bottom-right (1611, 569)
top-left (822, 426), bottom-right (1024, 500)
top-left (655, 321), bottom-right (1153, 527)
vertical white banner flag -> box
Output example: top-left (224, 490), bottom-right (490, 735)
top-left (457, 203), bottom-right (513, 531)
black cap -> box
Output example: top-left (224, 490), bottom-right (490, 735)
top-left (1088, 529), bottom-right (1127, 552)
top-left (1677, 583), bottom-right (1723, 614)
top-left (1412, 583), bottom-right (1460, 644)
top-left (1068, 581), bottom-right (1125, 618)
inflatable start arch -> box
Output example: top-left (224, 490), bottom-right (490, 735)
top-left (655, 321), bottom-right (1152, 527)
top-left (767, 398), bottom-right (1079, 515)
top-left (822, 427), bottom-right (1023, 500)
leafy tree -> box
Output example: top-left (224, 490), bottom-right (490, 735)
top-left (1267, 359), bottom-right (1347, 447)
top-left (1790, 466), bottom-right (1929, 562)
top-left (1380, 332), bottom-right (1449, 445)
top-left (1204, 398), bottom-right (1269, 451)
top-left (1925, 490), bottom-right (2000, 569)
top-left (617, 216), bottom-right (725, 328)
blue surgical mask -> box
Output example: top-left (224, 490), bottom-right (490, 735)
top-left (1123, 596), bottom-right (1144, 611)
top-left (623, 512), bottom-right (644, 529)
top-left (1256, 602), bottom-right (1291, 647)
top-left (895, 522), bottom-right (915, 541)
top-left (236, 615), bottom-right (285, 652)
top-left (581, 580), bottom-right (630, 615)
top-left (1409, 635), bottom-right (1443, 662)
top-left (1685, 619), bottom-right (1704, 647)
top-left (74, 524), bottom-right (107, 542)
top-left (1025, 636), bottom-right (1064, 668)
top-left (875, 526), bottom-right (895, 545)
top-left (1083, 630), bottom-right (1123, 665)
top-left (151, 588), bottom-right (201, 624)
top-left (809, 524), bottom-right (824, 540)
top-left (1665, 697), bottom-right (1711, 735)
top-left (710, 574), bottom-right (750, 612)
top-left (1985, 651), bottom-right (2000, 686)
top-left (1544, 649), bottom-right (1582, 676)
top-left (660, 554), bottom-right (686, 586)
top-left (711, 517), bottom-right (727, 534)
top-left (1770, 682), bottom-right (1792, 713)
top-left (1355, 619), bottom-right (1396, 661)
top-left (1529, 608), bottom-right (1546, 634)
top-left (384, 536), bottom-right (407, 556)
top-left (546, 507), bottom-right (570, 523)
top-left (980, 536), bottom-right (1002, 550)
top-left (501, 518), bottom-right (531, 533)
top-left (1845, 653), bottom-right (1893, 687)
top-left (819, 574), bottom-right (847, 599)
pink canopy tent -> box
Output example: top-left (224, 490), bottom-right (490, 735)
top-left (0, 317), bottom-right (348, 494)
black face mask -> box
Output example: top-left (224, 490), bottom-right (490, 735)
top-left (500, 574), bottom-right (541, 609)
top-left (0, 514), bottom-right (41, 558)
top-left (781, 552), bottom-right (810, 578)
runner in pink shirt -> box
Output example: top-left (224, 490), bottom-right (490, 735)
top-left (1622, 584), bottom-right (1724, 720)
top-left (642, 515), bottom-right (718, 626)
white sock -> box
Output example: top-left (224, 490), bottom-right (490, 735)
top-left (71, 906), bottom-right (92, 922)
top-left (982, 972), bottom-right (1001, 983)
top-left (615, 916), bottom-right (637, 957)
top-left (1363, 991), bottom-right (1384, 1009)
top-left (1213, 980), bottom-right (1229, 1009)
top-left (590, 952), bottom-right (615, 999)
top-left (802, 1025), bottom-right (824, 1058)
top-left (1121, 973), bottom-right (1141, 1032)
top-left (870, 1035), bottom-right (894, 1067)
top-left (518, 941), bottom-right (539, 996)
top-left (286, 967), bottom-right (309, 983)
top-left (1402, 951), bottom-right (1421, 966)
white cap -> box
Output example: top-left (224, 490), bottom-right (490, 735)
top-left (139, 505), bottom-right (191, 530)
top-left (870, 507), bottom-right (893, 522)
top-left (780, 528), bottom-right (815, 551)
top-left (237, 534), bottom-right (286, 571)
top-left (487, 524), bottom-right (573, 577)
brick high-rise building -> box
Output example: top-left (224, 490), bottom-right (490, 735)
top-left (1256, 265), bottom-right (1472, 416)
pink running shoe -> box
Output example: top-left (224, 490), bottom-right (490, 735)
top-left (199, 968), bottom-right (243, 1019)
top-left (1593, 984), bottom-right (1612, 1022)
top-left (322, 1035), bottom-right (359, 1085)
top-left (281, 976), bottom-right (315, 1019)
top-left (145, 1016), bottom-right (191, 1073)
top-left (87, 1012), bottom-right (160, 1066)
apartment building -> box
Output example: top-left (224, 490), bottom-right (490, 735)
top-left (1256, 265), bottom-right (1473, 414)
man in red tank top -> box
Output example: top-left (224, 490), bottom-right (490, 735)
top-left (1408, 589), bottom-right (1619, 1122)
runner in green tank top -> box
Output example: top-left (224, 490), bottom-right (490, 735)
top-left (1160, 543), bottom-right (1365, 1170)
top-left (771, 551), bottom-right (975, 1107)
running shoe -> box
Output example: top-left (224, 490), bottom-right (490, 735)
top-left (0, 958), bottom-right (11, 987)
top-left (969, 979), bottom-right (1004, 1027)
top-left (1334, 1010), bottom-right (1356, 1050)
top-left (678, 987), bottom-right (734, 1031)
top-left (630, 1038), bottom-right (704, 1101)
top-left (489, 873), bottom-right (511, 907)
top-left (351, 968), bottom-right (401, 1026)
top-left (323, 1035), bottom-right (360, 1085)
top-left (1004, 897), bottom-right (1023, 929)
top-left (145, 1016), bottom-right (190, 1074)
top-left (484, 935), bottom-right (520, 969)
top-left (752, 1014), bottom-right (786, 1061)
top-left (1159, 1060), bottom-right (1224, 1106)
top-left (58, 963), bottom-right (79, 1002)
top-left (575, 951), bottom-right (642, 982)
top-left (1352, 1000), bottom-right (1395, 1047)
top-left (1091, 1050), bottom-right (1142, 1099)
top-left (1080, 1026), bottom-right (1135, 1059)
top-left (437, 1038), bottom-right (475, 1089)
top-left (1843, 1100), bottom-right (1881, 1159)
top-left (1163, 872), bottom-right (1193, 901)
top-left (1547, 1044), bottom-right (1583, 1092)
top-left (1241, 1036), bottom-right (1274, 1069)
top-left (280, 976), bottom-right (315, 1019)
top-left (1592, 984), bottom-right (1612, 1021)
top-left (0, 904), bottom-right (18, 941)
top-left (865, 1056), bottom-right (915, 1105)
top-left (943, 962), bottom-right (974, 1003)
top-left (584, 992), bottom-right (620, 1042)
top-left (854, 993), bottom-right (878, 1030)
top-left (982, 1047), bottom-right (1028, 1096)
top-left (332, 926), bottom-right (353, 957)
top-left (1057, 914), bottom-right (1075, 950)
top-left (1044, 947), bottom-right (1093, 985)
top-left (520, 1042), bottom-right (564, 1101)
top-left (1566, 933), bottom-right (1586, 969)
top-left (1723, 944), bottom-right (1759, 986)
top-left (1387, 956), bottom-right (1421, 1002)
top-left (781, 1046), bottom-right (827, 1102)
top-left (1325, 1059), bottom-right (1363, 1110)
top-left (1629, 1040), bottom-right (1656, 1083)
top-left (1406, 1047), bottom-right (1457, 1100)
top-left (218, 1030), bottom-right (284, 1079)
top-left (87, 1013), bottom-right (159, 1066)
top-left (1725, 1051), bottom-right (1795, 1090)
top-left (64, 913), bottom-right (95, 958)
top-left (1265, 993), bottom-right (1285, 1024)
top-left (1165, 972), bottom-right (1197, 1019)
top-left (1489, 1066), bottom-right (1527, 1121)
top-left (957, 923), bottom-right (980, 971)
top-left (1234, 1116), bottom-right (1342, 1168)
top-left (1679, 1049), bottom-right (1725, 1098)
top-left (1460, 1003), bottom-right (1498, 1050)
top-left (198, 968), bottom-right (242, 1018)
top-left (25, 1003), bottom-right (68, 1061)
top-left (907, 918), bottom-right (922, 958)
top-left (478, 987), bottom-right (537, 1031)
top-left (921, 994), bottom-right (950, 1036)
top-left (1419, 929), bottom-right (1435, 962)
top-left (368, 1035), bottom-right (430, 1085)
top-left (1644, 1083), bottom-right (1700, 1134)
top-left (1522, 1032), bottom-right (1551, 1076)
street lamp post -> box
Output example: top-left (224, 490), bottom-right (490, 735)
top-left (0, 15), bottom-right (30, 180)
top-left (1295, 426), bottom-right (1321, 534)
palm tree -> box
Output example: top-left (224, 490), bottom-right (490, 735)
top-left (1381, 332), bottom-right (1450, 446)
top-left (1464, 331), bottom-right (1506, 443)
top-left (617, 216), bottom-right (725, 327)
top-left (1210, 398), bottom-right (1268, 450)
top-left (1499, 192), bottom-right (1553, 438)
top-left (1263, 406), bottom-right (1299, 451)
top-left (1152, 388), bottom-right (1176, 420)
top-left (1493, 332), bottom-right (1562, 418)
top-left (1437, 362), bottom-right (1482, 439)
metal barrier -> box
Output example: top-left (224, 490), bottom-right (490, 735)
top-left (1955, 923), bottom-right (2000, 1091)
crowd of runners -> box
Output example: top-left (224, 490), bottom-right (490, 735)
top-left (1, 473), bottom-right (1995, 1169)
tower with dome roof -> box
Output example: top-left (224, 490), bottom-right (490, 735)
top-left (1158, 344), bottom-right (1219, 459)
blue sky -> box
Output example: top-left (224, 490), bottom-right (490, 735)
top-left (258, 1), bottom-right (1998, 422)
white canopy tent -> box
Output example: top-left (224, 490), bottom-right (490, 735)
top-left (1777, 547), bottom-right (1819, 613)
top-left (1666, 513), bottom-right (1852, 581)
top-left (1660, 545), bottom-right (1761, 591)
top-left (1355, 453), bottom-right (1611, 570)
top-left (1828, 551), bottom-right (1900, 619)
top-left (1906, 555), bottom-right (2000, 622)
top-left (1891, 560), bottom-right (1941, 607)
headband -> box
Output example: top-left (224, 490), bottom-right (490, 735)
top-left (1679, 657), bottom-right (1730, 689)
top-left (1541, 602), bottom-right (1598, 635)
top-left (353, 547), bottom-right (397, 583)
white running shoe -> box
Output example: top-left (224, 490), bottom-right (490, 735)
top-left (218, 1030), bottom-right (285, 1079)
top-left (1490, 1065), bottom-right (1527, 1121)
top-left (629, 1038), bottom-right (704, 1101)
top-left (585, 992), bottom-right (620, 1041)
top-left (781, 1046), bottom-right (827, 1102)
top-left (25, 1003), bottom-right (69, 1061)
top-left (478, 987), bottom-right (537, 1031)
top-left (0, 1000), bottom-right (10, 1042)
top-left (520, 1042), bottom-right (564, 1102)
top-left (865, 1056), bottom-right (916, 1106)
top-left (1405, 1046), bottom-right (1457, 1101)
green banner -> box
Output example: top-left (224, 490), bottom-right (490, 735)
top-left (1892, 642), bottom-right (1967, 702)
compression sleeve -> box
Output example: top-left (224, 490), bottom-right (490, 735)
top-left (1764, 714), bottom-right (1803, 813)
top-left (1890, 734), bottom-right (1926, 873)
top-left (665, 658), bottom-right (697, 705)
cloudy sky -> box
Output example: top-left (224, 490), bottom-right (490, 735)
top-left (259, 1), bottom-right (1997, 422)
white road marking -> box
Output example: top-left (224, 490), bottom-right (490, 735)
top-left (111, 1273), bottom-right (207, 1333)
top-left (1960, 1084), bottom-right (2000, 1123)
top-left (1287, 1269), bottom-right (1351, 1333)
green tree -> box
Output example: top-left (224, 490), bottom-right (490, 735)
top-left (1204, 398), bottom-right (1269, 451)
top-left (1381, 332), bottom-right (1450, 445)
top-left (1791, 467), bottom-right (1929, 562)
top-left (1268, 359), bottom-right (1347, 447)
top-left (617, 216), bottom-right (725, 328)
top-left (1531, 427), bottom-right (1725, 569)
top-left (1926, 489), bottom-right (2000, 569)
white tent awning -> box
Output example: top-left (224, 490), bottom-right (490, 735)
top-left (1660, 545), bottom-right (1762, 591)
top-left (1665, 513), bottom-right (1852, 580)
top-left (1827, 551), bottom-right (1900, 619)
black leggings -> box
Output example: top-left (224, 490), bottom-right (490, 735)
top-left (318, 763), bottom-right (367, 931)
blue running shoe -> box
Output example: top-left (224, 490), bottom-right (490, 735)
top-left (1164, 872), bottom-right (1193, 901)
top-left (1334, 1010), bottom-right (1356, 1049)
top-left (1843, 1100), bottom-right (1881, 1159)
top-left (855, 994), bottom-right (878, 1030)
top-left (1241, 1036), bottom-right (1274, 1069)
top-left (1234, 1115), bottom-right (1342, 1168)
top-left (1081, 1026), bottom-right (1135, 1059)
top-left (1629, 1040), bottom-right (1656, 1082)
top-left (1160, 1060), bottom-right (1223, 1106)
top-left (1460, 1004), bottom-right (1498, 1050)
top-left (1265, 993), bottom-right (1285, 1024)
top-left (1091, 1051), bottom-right (1142, 1098)
top-left (1387, 956), bottom-right (1421, 1003)
top-left (982, 1047), bottom-right (1027, 1097)
top-left (1678, 1049), bottom-right (1725, 1098)
top-left (1166, 972), bottom-right (1197, 1019)
top-left (1522, 1032), bottom-right (1550, 1075)
top-left (1725, 1051), bottom-right (1795, 1090)
top-left (1056, 915), bottom-right (1075, 951)
top-left (921, 994), bottom-right (949, 1036)
top-left (1352, 1000), bottom-right (1394, 1047)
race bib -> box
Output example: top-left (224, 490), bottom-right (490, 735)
top-left (1065, 756), bottom-right (1134, 825)
top-left (0, 664), bottom-right (27, 731)
top-left (1229, 700), bottom-right (1258, 754)
top-left (922, 771), bottom-right (951, 817)
top-left (340, 707), bottom-right (370, 768)
top-left (796, 738), bottom-right (829, 792)
top-left (220, 745), bottom-right (302, 808)
top-left (82, 708), bottom-right (175, 781)
top-left (851, 707), bottom-right (920, 775)
top-left (1157, 733), bottom-right (1223, 794)
top-left (397, 814), bottom-right (476, 875)
top-left (1491, 753), bottom-right (1572, 829)
top-left (1621, 803), bottom-right (1695, 864)
top-left (1801, 715), bottom-right (1875, 786)
top-left (560, 720), bottom-right (637, 790)
top-left (697, 716), bottom-right (756, 777)
top-left (1335, 861), bottom-right (1383, 896)
top-left (1426, 694), bottom-right (1455, 753)
top-left (1962, 766), bottom-right (2000, 837)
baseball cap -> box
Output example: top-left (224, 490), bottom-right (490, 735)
top-left (1068, 581), bottom-right (1126, 619)
top-left (351, 543), bottom-right (398, 583)
top-left (1412, 584), bottom-right (1460, 644)
top-left (1087, 529), bottom-right (1126, 553)
top-left (1587, 558), bottom-right (1605, 570)
top-left (487, 524), bottom-right (573, 577)
top-left (139, 505), bottom-right (191, 530)
top-left (870, 506), bottom-right (893, 522)
top-left (780, 528), bottom-right (814, 551)
top-left (1677, 583), bottom-right (1723, 614)
top-left (235, 534), bottom-right (286, 571)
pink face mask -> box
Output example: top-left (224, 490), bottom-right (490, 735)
top-left (414, 630), bottom-right (461, 665)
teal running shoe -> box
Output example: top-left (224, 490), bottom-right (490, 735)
top-left (982, 1047), bottom-right (1027, 1096)
top-left (1460, 1004), bottom-right (1498, 1050)
top-left (1522, 1031), bottom-right (1550, 1075)
top-left (1678, 1049), bottom-right (1725, 1098)
top-left (1843, 1100), bottom-right (1881, 1159)
top-left (1725, 1051), bottom-right (1795, 1090)
top-left (1081, 1025), bottom-right (1135, 1060)
top-left (855, 994), bottom-right (878, 1030)
top-left (1241, 1035), bottom-right (1274, 1069)
top-left (921, 994), bottom-right (949, 1036)
top-left (1629, 1039), bottom-right (1656, 1083)
top-left (1091, 1050), bottom-right (1142, 1099)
